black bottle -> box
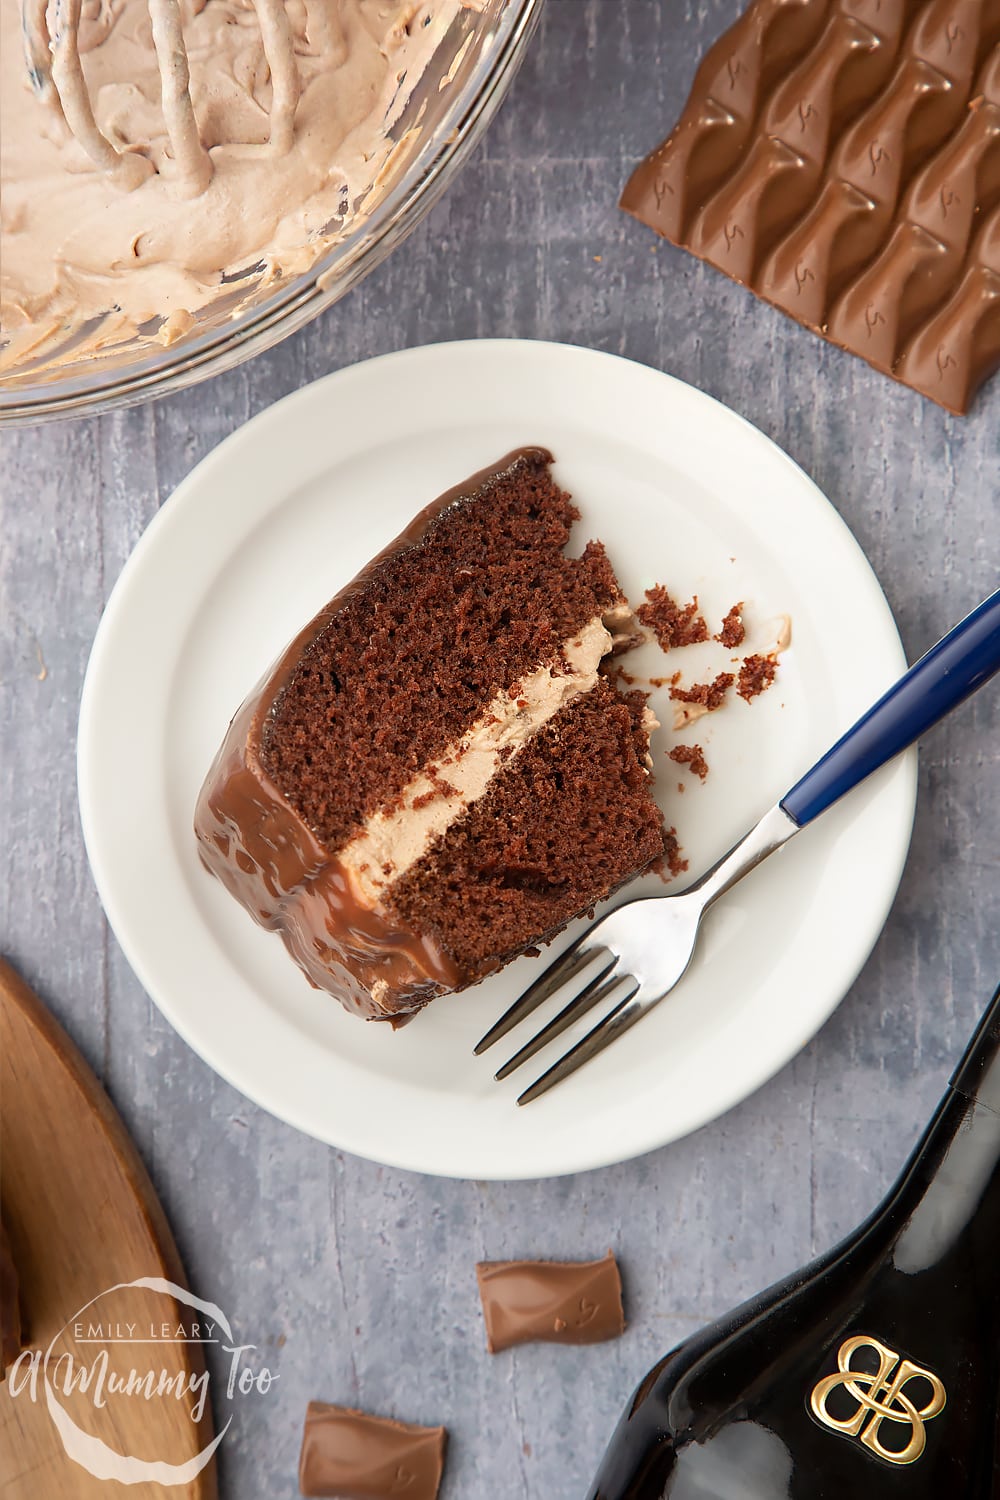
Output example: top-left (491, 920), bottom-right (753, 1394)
top-left (589, 985), bottom-right (1000, 1499)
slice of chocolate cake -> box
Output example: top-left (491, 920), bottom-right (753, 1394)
top-left (195, 449), bottom-right (665, 1023)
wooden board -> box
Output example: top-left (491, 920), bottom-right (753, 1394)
top-left (0, 959), bottom-right (217, 1498)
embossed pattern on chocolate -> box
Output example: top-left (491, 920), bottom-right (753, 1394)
top-left (475, 1251), bottom-right (625, 1353)
top-left (621, 0), bottom-right (1000, 413)
top-left (298, 1403), bottom-right (447, 1500)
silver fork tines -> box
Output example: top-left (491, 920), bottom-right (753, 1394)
top-left (494, 959), bottom-right (619, 1081)
top-left (516, 979), bottom-right (641, 1106)
top-left (477, 585), bottom-right (1000, 1104)
top-left (473, 941), bottom-right (611, 1055)
top-left (475, 803), bottom-right (802, 1103)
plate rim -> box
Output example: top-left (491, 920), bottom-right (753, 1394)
top-left (78, 338), bottom-right (917, 1179)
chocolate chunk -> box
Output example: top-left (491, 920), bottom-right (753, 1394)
top-left (0, 1218), bottom-right (22, 1380)
top-left (298, 1403), bottom-right (447, 1500)
top-left (476, 1251), bottom-right (625, 1353)
top-left (621, 2), bottom-right (1000, 415)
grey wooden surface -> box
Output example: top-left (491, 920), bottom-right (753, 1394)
top-left (2, 1), bottom-right (999, 1495)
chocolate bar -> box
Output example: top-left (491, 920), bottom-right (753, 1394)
top-left (475, 1251), bottom-right (625, 1353)
top-left (298, 1403), bottom-right (446, 1500)
top-left (621, 0), bottom-right (1000, 414)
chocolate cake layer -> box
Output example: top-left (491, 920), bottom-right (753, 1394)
top-left (387, 682), bottom-right (664, 980)
top-left (195, 451), bottom-right (664, 1023)
top-left (621, 0), bottom-right (1000, 414)
top-left (298, 1402), bottom-right (446, 1500)
top-left (476, 1251), bottom-right (625, 1353)
top-left (259, 450), bottom-right (619, 851)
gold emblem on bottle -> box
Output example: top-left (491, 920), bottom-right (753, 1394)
top-left (809, 1334), bottom-right (946, 1465)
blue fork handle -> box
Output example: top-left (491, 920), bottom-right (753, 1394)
top-left (781, 587), bottom-right (1000, 828)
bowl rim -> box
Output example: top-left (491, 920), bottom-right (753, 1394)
top-left (0, 0), bottom-right (544, 428)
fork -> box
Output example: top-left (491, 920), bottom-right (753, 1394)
top-left (476, 587), bottom-right (1000, 1104)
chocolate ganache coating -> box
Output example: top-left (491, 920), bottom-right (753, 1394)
top-left (194, 449), bottom-right (557, 1023)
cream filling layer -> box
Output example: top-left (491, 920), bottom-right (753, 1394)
top-left (341, 616), bottom-right (614, 907)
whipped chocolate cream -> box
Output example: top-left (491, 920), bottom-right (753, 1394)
top-left (298, 1403), bottom-right (447, 1500)
top-left (1, 0), bottom-right (474, 373)
top-left (476, 1251), bottom-right (625, 1353)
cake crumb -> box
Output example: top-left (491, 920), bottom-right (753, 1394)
top-left (714, 602), bottom-right (745, 648)
top-left (411, 770), bottom-right (458, 809)
top-left (603, 667), bottom-right (680, 692)
top-left (670, 672), bottom-right (734, 730)
top-left (652, 826), bottom-right (688, 882)
top-left (669, 672), bottom-right (734, 710)
top-left (669, 744), bottom-right (709, 781)
top-left (737, 654), bottom-right (778, 703)
top-left (604, 663), bottom-right (639, 687)
top-left (637, 586), bottom-right (709, 651)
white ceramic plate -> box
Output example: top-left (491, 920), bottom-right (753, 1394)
top-left (78, 340), bottom-right (916, 1179)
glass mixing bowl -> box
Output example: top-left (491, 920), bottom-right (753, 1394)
top-left (0, 0), bottom-right (542, 426)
